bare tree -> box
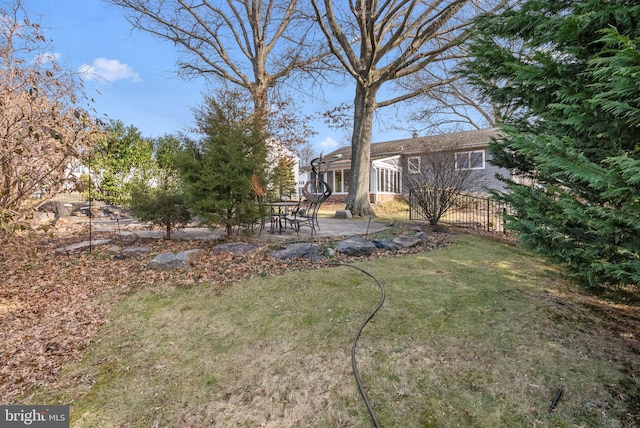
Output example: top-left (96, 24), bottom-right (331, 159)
top-left (109, 0), bottom-right (326, 146)
top-left (310, 0), bottom-right (508, 216)
top-left (267, 91), bottom-right (318, 151)
top-left (0, 0), bottom-right (96, 229)
top-left (403, 141), bottom-right (483, 225)
top-left (404, 70), bottom-right (498, 134)
top-left (402, 37), bottom-right (526, 134)
top-left (295, 141), bottom-right (315, 167)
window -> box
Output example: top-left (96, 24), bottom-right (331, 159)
top-left (376, 168), bottom-right (401, 193)
top-left (455, 150), bottom-right (485, 170)
top-left (325, 171), bottom-right (334, 193)
top-left (408, 156), bottom-right (421, 174)
top-left (328, 170), bottom-right (350, 193)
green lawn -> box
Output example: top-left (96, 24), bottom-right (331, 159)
top-left (31, 234), bottom-right (639, 427)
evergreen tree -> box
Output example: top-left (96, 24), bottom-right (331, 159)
top-left (269, 156), bottom-right (297, 201)
top-left (129, 183), bottom-right (191, 240)
top-left (129, 135), bottom-right (191, 240)
top-left (177, 92), bottom-right (267, 238)
top-left (88, 120), bottom-right (154, 205)
top-left (460, 0), bottom-right (640, 290)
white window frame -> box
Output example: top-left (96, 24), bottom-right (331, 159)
top-left (455, 150), bottom-right (485, 170)
top-left (408, 156), bottom-right (421, 174)
top-left (376, 167), bottom-right (401, 194)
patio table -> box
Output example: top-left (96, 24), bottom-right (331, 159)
top-left (265, 201), bottom-right (298, 233)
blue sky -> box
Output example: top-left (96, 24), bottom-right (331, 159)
top-left (27, 0), bottom-right (413, 154)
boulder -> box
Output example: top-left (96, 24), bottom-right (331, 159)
top-left (372, 238), bottom-right (399, 251)
top-left (392, 236), bottom-right (422, 249)
top-left (334, 210), bottom-right (352, 219)
top-left (55, 239), bottom-right (112, 254)
top-left (33, 212), bottom-right (55, 224)
top-left (106, 245), bottom-right (122, 254)
top-left (415, 231), bottom-right (428, 241)
top-left (211, 242), bottom-right (259, 254)
top-left (176, 249), bottom-right (205, 265)
top-left (147, 249), bottom-right (204, 270)
top-left (269, 243), bottom-right (324, 261)
top-left (335, 236), bottom-right (377, 257)
top-left (38, 201), bottom-right (73, 218)
top-left (114, 245), bottom-right (151, 260)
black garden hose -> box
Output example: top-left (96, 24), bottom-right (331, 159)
top-left (331, 262), bottom-right (385, 428)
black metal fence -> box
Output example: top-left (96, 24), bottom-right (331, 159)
top-left (409, 190), bottom-right (514, 236)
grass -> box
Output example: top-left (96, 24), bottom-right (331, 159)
top-left (317, 200), bottom-right (411, 223)
top-left (30, 234), bottom-right (639, 427)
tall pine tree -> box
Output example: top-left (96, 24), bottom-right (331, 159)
top-left (460, 0), bottom-right (640, 290)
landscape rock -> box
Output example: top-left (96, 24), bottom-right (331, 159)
top-left (106, 245), bottom-right (121, 254)
top-left (335, 236), bottom-right (377, 256)
top-left (269, 243), bottom-right (324, 261)
top-left (392, 236), bottom-right (422, 248)
top-left (372, 238), bottom-right (399, 251)
top-left (38, 201), bottom-right (73, 218)
top-left (147, 252), bottom-right (177, 270)
top-left (114, 245), bottom-right (151, 260)
top-left (415, 231), bottom-right (428, 241)
top-left (177, 249), bottom-right (205, 264)
top-left (55, 239), bottom-right (112, 254)
top-left (334, 210), bottom-right (352, 219)
top-left (147, 249), bottom-right (204, 270)
top-left (211, 242), bottom-right (259, 254)
top-left (33, 212), bottom-right (56, 224)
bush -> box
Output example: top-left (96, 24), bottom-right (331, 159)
top-left (129, 182), bottom-right (191, 240)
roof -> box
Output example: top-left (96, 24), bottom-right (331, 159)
top-left (314, 128), bottom-right (500, 170)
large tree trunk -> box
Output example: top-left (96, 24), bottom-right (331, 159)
top-left (346, 82), bottom-right (377, 217)
top-left (250, 81), bottom-right (270, 134)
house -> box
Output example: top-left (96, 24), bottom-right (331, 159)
top-left (301, 128), bottom-right (510, 203)
top-left (266, 138), bottom-right (300, 200)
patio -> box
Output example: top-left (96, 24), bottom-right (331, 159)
top-left (78, 214), bottom-right (392, 243)
top-left (258, 216), bottom-right (392, 241)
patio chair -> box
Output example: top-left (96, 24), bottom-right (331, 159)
top-left (257, 202), bottom-right (270, 237)
top-left (284, 198), bottom-right (320, 236)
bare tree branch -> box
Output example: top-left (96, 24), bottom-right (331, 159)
top-left (109, 0), bottom-right (328, 130)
